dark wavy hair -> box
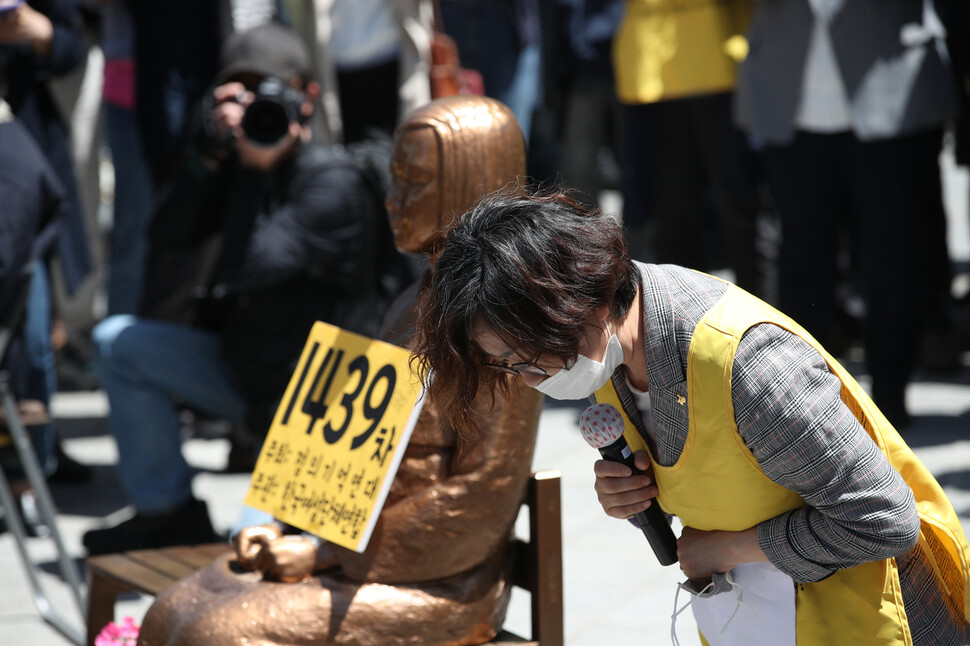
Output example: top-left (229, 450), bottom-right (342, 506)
top-left (412, 190), bottom-right (638, 435)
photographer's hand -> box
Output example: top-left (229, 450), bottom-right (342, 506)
top-left (0, 3), bottom-right (54, 58)
top-left (202, 82), bottom-right (250, 162)
top-left (211, 82), bottom-right (250, 135)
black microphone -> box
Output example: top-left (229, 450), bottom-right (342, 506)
top-left (580, 402), bottom-right (678, 566)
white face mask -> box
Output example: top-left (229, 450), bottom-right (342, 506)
top-left (535, 323), bottom-right (624, 400)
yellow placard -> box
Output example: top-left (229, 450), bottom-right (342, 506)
top-left (245, 321), bottom-right (426, 552)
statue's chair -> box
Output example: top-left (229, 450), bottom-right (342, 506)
top-left (85, 470), bottom-right (564, 646)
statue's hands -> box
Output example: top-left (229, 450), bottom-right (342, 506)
top-left (233, 523), bottom-right (284, 570)
top-left (253, 535), bottom-right (319, 583)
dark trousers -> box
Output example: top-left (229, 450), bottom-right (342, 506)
top-left (336, 57), bottom-right (400, 145)
top-left (620, 92), bottom-right (764, 296)
top-left (559, 59), bottom-right (620, 203)
top-left (764, 128), bottom-right (944, 413)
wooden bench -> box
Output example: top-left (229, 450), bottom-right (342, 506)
top-left (85, 543), bottom-right (232, 645)
top-left (86, 471), bottom-right (563, 646)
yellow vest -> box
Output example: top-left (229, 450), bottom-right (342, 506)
top-left (612, 0), bottom-right (752, 104)
top-left (596, 283), bottom-right (970, 644)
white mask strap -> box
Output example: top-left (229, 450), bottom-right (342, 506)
top-left (670, 572), bottom-right (744, 646)
top-left (670, 579), bottom-right (714, 646)
top-left (719, 570), bottom-right (744, 636)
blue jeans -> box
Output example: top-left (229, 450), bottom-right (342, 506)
top-left (103, 104), bottom-right (154, 316)
top-left (92, 315), bottom-right (246, 514)
top-left (2, 262), bottom-right (57, 480)
top-left (23, 262), bottom-right (56, 476)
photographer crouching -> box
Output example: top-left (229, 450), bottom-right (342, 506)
top-left (84, 24), bottom-right (408, 555)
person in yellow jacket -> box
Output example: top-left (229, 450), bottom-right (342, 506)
top-left (412, 190), bottom-right (970, 645)
top-left (613, 0), bottom-right (764, 296)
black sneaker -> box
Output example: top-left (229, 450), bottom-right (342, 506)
top-left (83, 498), bottom-right (221, 556)
top-left (49, 439), bottom-right (93, 484)
top-left (225, 436), bottom-right (258, 473)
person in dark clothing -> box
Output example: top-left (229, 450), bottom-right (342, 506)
top-left (532, 0), bottom-right (622, 200)
top-left (126, 0), bottom-right (290, 189)
top-left (1, 0), bottom-right (93, 490)
top-left (0, 116), bottom-right (62, 318)
top-left (0, 89), bottom-right (66, 538)
top-left (83, 23), bottom-right (411, 555)
top-left (0, 0), bottom-right (90, 295)
top-left (438, 0), bottom-right (541, 143)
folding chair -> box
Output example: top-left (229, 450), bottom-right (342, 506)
top-left (0, 261), bottom-right (86, 644)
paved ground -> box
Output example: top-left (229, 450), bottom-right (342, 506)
top-left (2, 155), bottom-right (969, 645)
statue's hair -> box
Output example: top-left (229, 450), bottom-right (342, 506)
top-left (395, 95), bottom-right (526, 255)
top-left (412, 190), bottom-right (637, 435)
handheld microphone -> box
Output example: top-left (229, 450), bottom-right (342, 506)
top-left (580, 402), bottom-right (678, 566)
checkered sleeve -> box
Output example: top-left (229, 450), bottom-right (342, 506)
top-left (732, 324), bottom-right (920, 583)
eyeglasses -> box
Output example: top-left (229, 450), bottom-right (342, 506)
top-left (481, 360), bottom-right (549, 376)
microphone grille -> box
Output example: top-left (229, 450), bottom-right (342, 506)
top-left (579, 403), bottom-right (626, 449)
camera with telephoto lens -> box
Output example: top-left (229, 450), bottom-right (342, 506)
top-left (240, 76), bottom-right (305, 146)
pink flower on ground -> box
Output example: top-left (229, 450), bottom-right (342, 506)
top-left (94, 616), bottom-right (140, 646)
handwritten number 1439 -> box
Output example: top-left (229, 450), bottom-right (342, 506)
top-left (294, 344), bottom-right (397, 449)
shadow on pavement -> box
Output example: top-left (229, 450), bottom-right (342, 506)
top-left (900, 411), bottom-right (970, 448)
top-left (54, 415), bottom-right (109, 441)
